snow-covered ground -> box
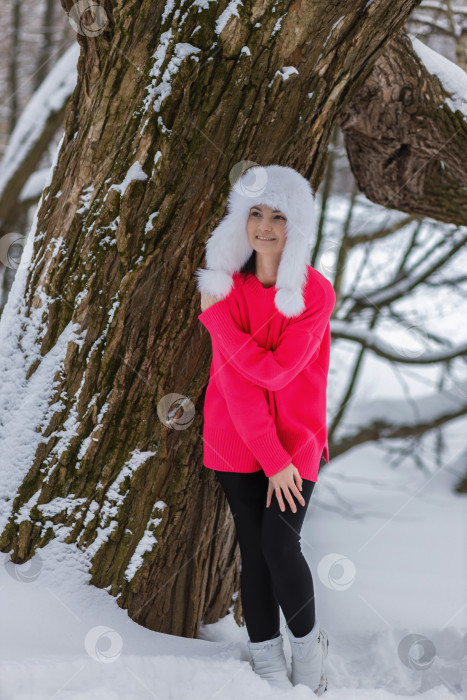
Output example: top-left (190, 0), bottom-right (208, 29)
top-left (1, 438), bottom-right (465, 699)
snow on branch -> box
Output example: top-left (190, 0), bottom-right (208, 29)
top-left (0, 42), bottom-right (80, 227)
top-left (333, 378), bottom-right (467, 454)
top-left (330, 319), bottom-right (467, 364)
top-left (409, 34), bottom-right (467, 117)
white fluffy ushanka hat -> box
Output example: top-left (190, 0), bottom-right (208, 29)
top-left (195, 164), bottom-right (317, 318)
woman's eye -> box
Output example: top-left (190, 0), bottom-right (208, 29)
top-left (251, 212), bottom-right (285, 220)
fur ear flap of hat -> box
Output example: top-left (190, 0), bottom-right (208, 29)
top-left (195, 164), bottom-right (317, 318)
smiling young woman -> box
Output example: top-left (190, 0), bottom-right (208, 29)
top-left (246, 204), bottom-right (287, 288)
top-left (196, 164), bottom-right (334, 695)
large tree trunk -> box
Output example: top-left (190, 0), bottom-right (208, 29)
top-left (0, 0), bottom-right (430, 638)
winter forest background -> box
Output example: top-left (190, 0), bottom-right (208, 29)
top-left (0, 1), bottom-right (466, 698)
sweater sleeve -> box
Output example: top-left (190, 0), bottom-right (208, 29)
top-left (210, 341), bottom-right (293, 477)
top-left (198, 277), bottom-right (336, 391)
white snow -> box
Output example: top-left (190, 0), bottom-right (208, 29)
top-left (0, 443), bottom-right (465, 698)
top-left (160, 0), bottom-right (176, 25)
top-left (109, 162), bottom-right (148, 197)
top-left (409, 35), bottom-right (467, 117)
top-left (0, 43), bottom-right (79, 203)
top-left (322, 16), bottom-right (345, 51)
top-left (268, 66), bottom-right (299, 88)
top-left (192, 0), bottom-right (217, 9)
top-left (76, 183), bottom-right (95, 215)
top-left (19, 167), bottom-right (51, 203)
top-left (270, 12), bottom-right (287, 38)
top-left (0, 134), bottom-right (89, 535)
top-left (216, 0), bottom-right (243, 35)
top-left (142, 33), bottom-right (202, 119)
top-left (84, 448), bottom-right (159, 561)
top-left (124, 500), bottom-right (167, 582)
top-left (145, 211), bottom-right (159, 235)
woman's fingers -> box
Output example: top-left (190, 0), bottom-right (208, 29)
top-left (278, 481), bottom-right (304, 512)
top-left (275, 485), bottom-right (296, 513)
top-left (293, 481), bottom-right (306, 507)
top-left (284, 486), bottom-right (298, 514)
top-left (275, 486), bottom-right (286, 512)
top-left (266, 482), bottom-right (272, 507)
top-left (292, 471), bottom-right (305, 506)
top-left (268, 468), bottom-right (305, 513)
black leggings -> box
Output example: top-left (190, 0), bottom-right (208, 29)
top-left (215, 468), bottom-right (316, 643)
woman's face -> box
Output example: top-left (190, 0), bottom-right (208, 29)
top-left (246, 204), bottom-right (287, 256)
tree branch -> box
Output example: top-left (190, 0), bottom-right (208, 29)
top-left (338, 33), bottom-right (467, 224)
top-left (330, 319), bottom-right (467, 363)
top-left (0, 43), bottom-right (79, 231)
top-left (331, 379), bottom-right (467, 457)
top-left (345, 228), bottom-right (467, 314)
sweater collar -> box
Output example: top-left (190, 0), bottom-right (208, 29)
top-left (240, 273), bottom-right (277, 296)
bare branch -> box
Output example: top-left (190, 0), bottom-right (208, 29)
top-left (330, 319), bottom-right (467, 363)
top-left (332, 379), bottom-right (467, 457)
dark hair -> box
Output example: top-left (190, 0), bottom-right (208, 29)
top-left (239, 250), bottom-right (256, 283)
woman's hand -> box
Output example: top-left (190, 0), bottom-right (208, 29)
top-left (200, 291), bottom-right (222, 312)
top-left (266, 463), bottom-right (305, 513)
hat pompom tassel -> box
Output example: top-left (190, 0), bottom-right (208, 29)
top-left (195, 267), bottom-right (234, 300)
top-left (274, 288), bottom-right (306, 318)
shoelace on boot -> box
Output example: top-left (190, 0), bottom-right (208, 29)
top-left (253, 641), bottom-right (272, 664)
top-left (296, 632), bottom-right (321, 659)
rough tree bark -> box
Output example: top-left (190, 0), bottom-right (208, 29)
top-left (3, 0), bottom-right (452, 640)
top-left (339, 33), bottom-right (467, 223)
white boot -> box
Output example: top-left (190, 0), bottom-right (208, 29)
top-left (247, 633), bottom-right (294, 689)
top-left (285, 618), bottom-right (329, 695)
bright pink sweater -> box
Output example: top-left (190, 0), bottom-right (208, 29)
top-left (198, 265), bottom-right (336, 482)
